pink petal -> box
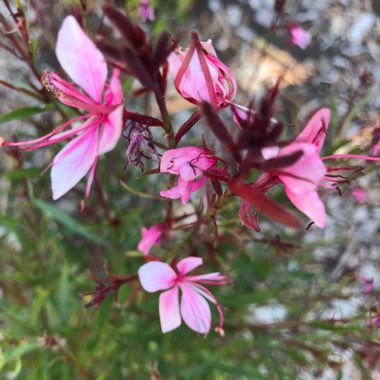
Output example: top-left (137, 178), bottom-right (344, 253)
top-left (160, 186), bottom-right (181, 200)
top-left (137, 225), bottom-right (163, 255)
top-left (186, 273), bottom-right (228, 284)
top-left (105, 69), bottom-right (123, 106)
top-left (160, 177), bottom-right (208, 204)
top-left (178, 178), bottom-right (192, 204)
top-left (295, 108), bottom-right (331, 152)
top-left (51, 126), bottom-right (99, 200)
top-left (167, 52), bottom-right (183, 79)
top-left (56, 15), bottom-right (107, 103)
top-left (159, 287), bottom-right (181, 333)
top-left (289, 25), bottom-right (311, 49)
top-left (169, 48), bottom-right (219, 105)
top-left (180, 284), bottom-right (211, 334)
top-left (98, 104), bottom-right (123, 155)
top-left (285, 188), bottom-right (326, 228)
top-left (177, 257), bottom-right (203, 275)
top-left (277, 142), bottom-right (326, 193)
top-left (160, 147), bottom-right (214, 175)
top-left (138, 262), bottom-right (176, 292)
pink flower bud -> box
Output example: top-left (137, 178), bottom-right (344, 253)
top-left (289, 24), bottom-right (311, 49)
top-left (168, 33), bottom-right (237, 109)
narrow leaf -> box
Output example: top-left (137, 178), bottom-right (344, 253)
top-left (33, 199), bottom-right (104, 243)
top-left (229, 179), bottom-right (301, 228)
top-left (0, 107), bottom-right (47, 125)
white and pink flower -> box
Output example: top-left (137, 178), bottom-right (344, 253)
top-left (2, 16), bottom-right (124, 199)
top-left (138, 256), bottom-right (228, 334)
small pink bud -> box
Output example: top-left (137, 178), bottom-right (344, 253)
top-left (139, 0), bottom-right (155, 22)
top-left (352, 188), bottom-right (367, 204)
top-left (138, 223), bottom-right (166, 256)
top-left (289, 24), bottom-right (311, 49)
top-left (168, 33), bottom-right (237, 109)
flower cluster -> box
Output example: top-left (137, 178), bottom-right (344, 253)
top-left (1, 10), bottom-right (380, 337)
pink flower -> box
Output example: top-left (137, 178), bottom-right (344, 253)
top-left (1, 16), bottom-right (123, 199)
top-left (138, 256), bottom-right (228, 334)
top-left (352, 188), bottom-right (367, 204)
top-left (245, 108), bottom-right (380, 228)
top-left (139, 0), bottom-right (155, 22)
top-left (289, 24), bottom-right (311, 49)
top-left (160, 146), bottom-right (217, 205)
top-left (168, 33), bottom-right (237, 109)
top-left (138, 223), bottom-right (165, 255)
top-left (244, 109), bottom-right (330, 228)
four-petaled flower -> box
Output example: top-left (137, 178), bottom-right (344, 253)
top-left (138, 257), bottom-right (228, 334)
top-left (159, 146), bottom-right (217, 205)
top-left (1, 16), bottom-right (124, 199)
top-left (168, 33), bottom-right (237, 109)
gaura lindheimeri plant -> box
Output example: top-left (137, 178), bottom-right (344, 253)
top-left (138, 257), bottom-right (228, 334)
top-left (168, 32), bottom-right (237, 109)
top-left (1, 16), bottom-right (124, 200)
top-left (137, 223), bottom-right (166, 256)
top-left (159, 146), bottom-right (218, 205)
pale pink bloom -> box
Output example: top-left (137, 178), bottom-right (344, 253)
top-left (352, 188), bottom-right (367, 204)
top-left (160, 146), bottom-right (217, 205)
top-left (168, 34), bottom-right (237, 109)
top-left (139, 0), bottom-right (155, 22)
top-left (138, 256), bottom-right (228, 334)
top-left (289, 24), bottom-right (311, 49)
top-left (1, 16), bottom-right (123, 199)
top-left (138, 223), bottom-right (165, 255)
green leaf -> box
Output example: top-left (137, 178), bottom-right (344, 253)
top-left (33, 199), bottom-right (105, 243)
top-left (0, 106), bottom-right (50, 125)
top-left (6, 167), bottom-right (43, 180)
top-left (3, 341), bottom-right (41, 365)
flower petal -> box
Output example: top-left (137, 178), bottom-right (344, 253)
top-left (159, 287), bottom-right (181, 333)
top-left (285, 188), bottom-right (326, 228)
top-left (138, 262), bottom-right (176, 292)
top-left (137, 224), bottom-right (163, 255)
top-left (180, 284), bottom-right (211, 334)
top-left (105, 69), bottom-right (123, 106)
top-left (51, 126), bottom-right (99, 200)
top-left (160, 185), bottom-right (181, 200)
top-left (56, 15), bottom-right (107, 103)
top-left (160, 147), bottom-right (211, 174)
top-left (177, 257), bottom-right (203, 275)
top-left (277, 142), bottom-right (326, 193)
top-left (295, 108), bottom-right (330, 153)
top-left (98, 104), bottom-right (124, 155)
